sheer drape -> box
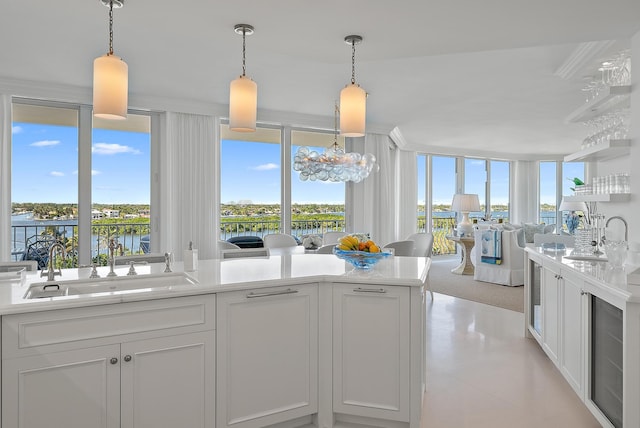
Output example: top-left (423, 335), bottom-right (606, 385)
top-left (346, 133), bottom-right (397, 246)
top-left (160, 112), bottom-right (218, 260)
top-left (0, 95), bottom-right (11, 260)
top-left (396, 149), bottom-right (417, 240)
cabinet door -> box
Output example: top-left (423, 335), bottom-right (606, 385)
top-left (542, 265), bottom-right (560, 364)
top-left (2, 344), bottom-right (120, 428)
top-left (333, 284), bottom-right (410, 422)
top-left (216, 284), bottom-right (318, 428)
top-left (120, 331), bottom-right (215, 428)
top-left (560, 271), bottom-right (585, 398)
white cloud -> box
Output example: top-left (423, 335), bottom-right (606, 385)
top-left (12, 126), bottom-right (22, 134)
top-left (252, 163), bottom-right (279, 171)
top-left (92, 142), bottom-right (141, 155)
top-left (49, 171), bottom-right (64, 177)
top-left (30, 140), bottom-right (60, 147)
top-left (92, 170), bottom-right (101, 176)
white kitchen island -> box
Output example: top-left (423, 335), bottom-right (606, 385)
top-left (0, 253), bottom-right (430, 428)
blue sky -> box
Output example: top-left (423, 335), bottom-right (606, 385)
top-left (11, 122), bottom-right (150, 204)
top-left (221, 140), bottom-right (345, 204)
top-left (11, 122), bottom-right (583, 207)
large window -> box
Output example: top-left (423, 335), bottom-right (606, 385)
top-left (429, 155), bottom-right (457, 255)
top-left (291, 130), bottom-right (345, 239)
top-left (464, 158), bottom-right (487, 219)
top-left (219, 125), bottom-right (282, 241)
top-left (10, 100), bottom-right (154, 268)
top-left (539, 161), bottom-right (557, 225)
top-left (490, 160), bottom-right (510, 222)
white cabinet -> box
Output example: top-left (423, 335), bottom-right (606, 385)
top-left (542, 263), bottom-right (560, 364)
top-left (216, 284), bottom-right (318, 428)
top-left (559, 269), bottom-right (585, 398)
top-left (2, 295), bottom-right (216, 428)
top-left (332, 284), bottom-right (410, 422)
top-left (2, 344), bottom-right (121, 428)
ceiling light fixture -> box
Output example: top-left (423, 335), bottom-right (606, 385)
top-left (293, 103), bottom-right (377, 183)
top-left (339, 35), bottom-right (366, 137)
top-left (93, 0), bottom-right (128, 120)
top-left (229, 24), bottom-right (257, 132)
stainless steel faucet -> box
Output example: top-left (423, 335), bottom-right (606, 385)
top-left (605, 216), bottom-right (628, 242)
top-left (107, 238), bottom-right (124, 277)
top-left (41, 242), bottom-right (66, 282)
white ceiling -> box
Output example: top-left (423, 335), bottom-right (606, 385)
top-left (2, 0), bottom-right (640, 158)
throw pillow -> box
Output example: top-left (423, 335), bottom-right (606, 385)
top-left (522, 223), bottom-right (545, 243)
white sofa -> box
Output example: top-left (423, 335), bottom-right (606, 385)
top-left (471, 228), bottom-right (525, 286)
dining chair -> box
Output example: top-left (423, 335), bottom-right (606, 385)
top-left (322, 231), bottom-right (348, 246)
top-left (218, 240), bottom-right (241, 251)
top-left (263, 233), bottom-right (298, 249)
top-left (382, 240), bottom-right (415, 257)
top-left (405, 232), bottom-right (435, 299)
top-left (316, 244), bottom-right (336, 254)
top-left (114, 253), bottom-right (166, 265)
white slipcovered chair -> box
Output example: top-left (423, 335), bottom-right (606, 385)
top-left (472, 228), bottom-right (525, 286)
top-left (383, 240), bottom-right (415, 257)
top-left (263, 233), bottom-right (298, 249)
top-left (323, 231), bottom-right (348, 246)
top-left (315, 244), bottom-right (337, 254)
top-left (217, 240), bottom-right (241, 251)
top-left (406, 232), bottom-right (435, 298)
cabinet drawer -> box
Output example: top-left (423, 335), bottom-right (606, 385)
top-left (3, 295), bottom-right (216, 358)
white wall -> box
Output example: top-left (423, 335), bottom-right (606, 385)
top-left (595, 30), bottom-right (639, 243)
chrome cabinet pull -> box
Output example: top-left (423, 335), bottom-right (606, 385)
top-left (353, 287), bottom-right (387, 294)
top-left (580, 290), bottom-right (587, 296)
top-left (246, 288), bottom-right (298, 298)
top-left (123, 355), bottom-right (132, 362)
top-left (110, 357), bottom-right (118, 365)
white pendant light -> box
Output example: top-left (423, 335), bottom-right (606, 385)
top-left (93, 0), bottom-right (128, 120)
top-left (340, 35), bottom-right (366, 137)
top-left (229, 24), bottom-right (257, 132)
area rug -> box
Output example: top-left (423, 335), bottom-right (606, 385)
top-left (428, 255), bottom-right (524, 313)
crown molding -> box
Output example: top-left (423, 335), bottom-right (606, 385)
top-left (554, 40), bottom-right (616, 80)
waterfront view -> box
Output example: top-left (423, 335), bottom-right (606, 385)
top-left (11, 201), bottom-right (560, 267)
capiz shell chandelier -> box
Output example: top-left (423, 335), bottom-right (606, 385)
top-left (293, 105), bottom-right (377, 183)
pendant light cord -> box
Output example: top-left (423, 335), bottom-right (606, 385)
top-left (351, 40), bottom-right (356, 84)
top-left (108, 1), bottom-right (114, 55)
top-left (241, 28), bottom-right (247, 77)
top-left (333, 103), bottom-right (339, 150)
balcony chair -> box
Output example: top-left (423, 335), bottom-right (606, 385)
top-left (382, 240), bottom-right (415, 257)
top-left (263, 233), bottom-right (298, 249)
top-left (322, 231), bottom-right (348, 246)
top-left (471, 228), bottom-right (525, 286)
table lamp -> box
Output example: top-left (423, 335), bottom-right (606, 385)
top-left (451, 194), bottom-right (480, 237)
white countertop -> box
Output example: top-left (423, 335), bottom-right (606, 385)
top-left (525, 244), bottom-right (640, 303)
top-left (0, 253), bottom-right (430, 315)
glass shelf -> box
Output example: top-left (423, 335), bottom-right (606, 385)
top-left (564, 194), bottom-right (630, 203)
top-left (565, 85), bottom-right (631, 123)
top-left (564, 139), bottom-right (630, 163)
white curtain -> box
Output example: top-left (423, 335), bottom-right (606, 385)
top-left (0, 95), bottom-right (11, 261)
top-left (396, 149), bottom-right (417, 240)
top-left (159, 112), bottom-right (218, 260)
top-left (346, 133), bottom-right (397, 246)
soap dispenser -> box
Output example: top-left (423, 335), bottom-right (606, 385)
top-left (184, 241), bottom-right (198, 272)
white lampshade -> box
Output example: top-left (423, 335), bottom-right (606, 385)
top-left (451, 194), bottom-right (481, 213)
top-left (339, 83), bottom-right (366, 137)
top-left (559, 198), bottom-right (588, 212)
top-left (451, 194), bottom-right (480, 237)
top-left (93, 53), bottom-right (128, 120)
top-left (229, 75), bottom-right (257, 132)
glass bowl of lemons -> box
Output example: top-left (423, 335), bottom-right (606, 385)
top-left (333, 235), bottom-right (392, 269)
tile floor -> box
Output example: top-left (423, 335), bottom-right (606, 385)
top-left (421, 293), bottom-right (601, 428)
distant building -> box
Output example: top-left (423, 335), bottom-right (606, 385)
top-left (103, 209), bottom-right (120, 218)
top-left (91, 210), bottom-right (104, 220)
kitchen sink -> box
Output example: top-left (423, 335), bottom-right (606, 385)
top-left (23, 272), bottom-right (199, 299)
